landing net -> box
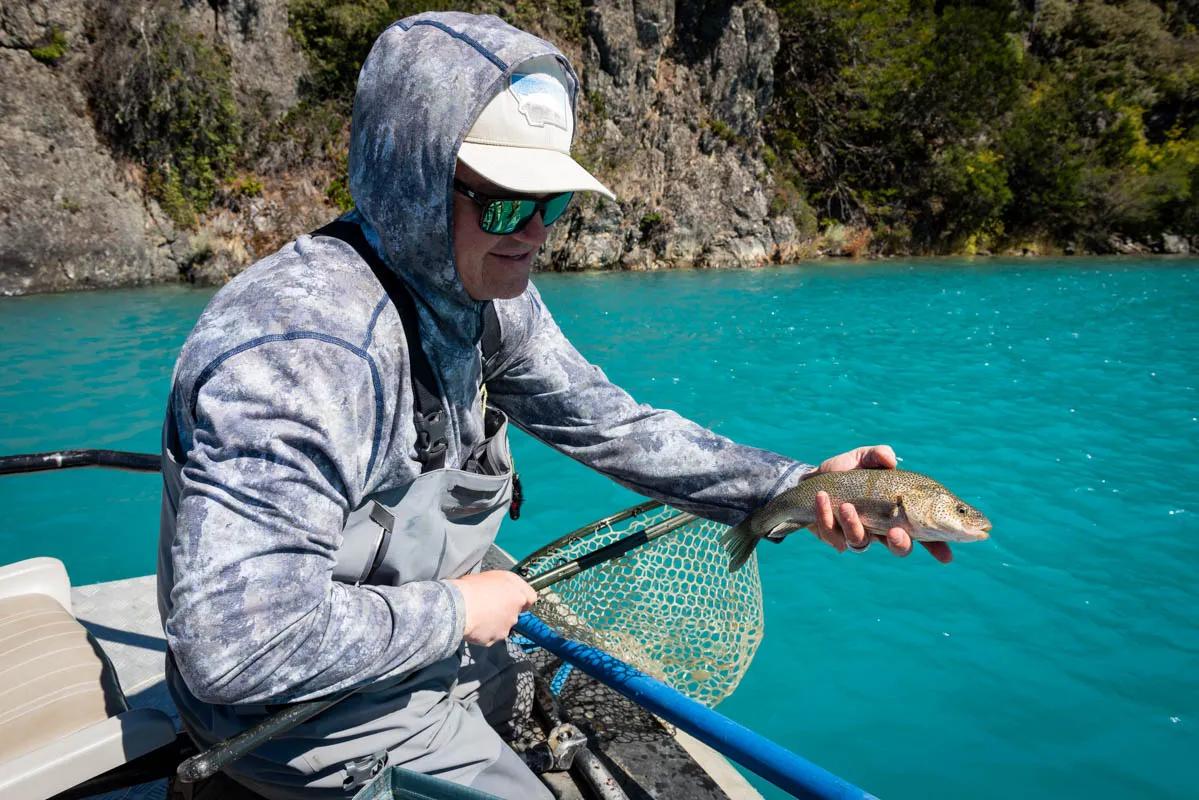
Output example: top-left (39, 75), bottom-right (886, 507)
top-left (517, 502), bottom-right (764, 708)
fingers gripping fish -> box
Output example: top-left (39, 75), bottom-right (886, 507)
top-left (723, 469), bottom-right (992, 572)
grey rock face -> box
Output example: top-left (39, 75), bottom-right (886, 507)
top-left (180, 0), bottom-right (305, 122)
top-left (0, 0), bottom-right (81, 49)
top-left (543, 0), bottom-right (798, 272)
top-left (1, 1), bottom-right (795, 295)
top-left (0, 29), bottom-right (176, 295)
top-left (0, 0), bottom-right (315, 295)
top-left (1160, 233), bottom-right (1190, 255)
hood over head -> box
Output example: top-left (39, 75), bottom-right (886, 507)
top-left (349, 12), bottom-right (577, 328)
top-left (347, 12), bottom-right (578, 464)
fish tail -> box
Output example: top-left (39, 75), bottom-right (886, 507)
top-left (722, 521), bottom-right (760, 573)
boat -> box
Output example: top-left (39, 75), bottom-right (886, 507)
top-left (0, 450), bottom-right (875, 800)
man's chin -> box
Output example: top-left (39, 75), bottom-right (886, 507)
top-left (481, 258), bottom-right (533, 299)
top-left (468, 275), bottom-right (530, 301)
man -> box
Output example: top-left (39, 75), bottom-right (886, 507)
top-left (157, 11), bottom-right (951, 799)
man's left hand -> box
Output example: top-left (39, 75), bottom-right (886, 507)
top-left (804, 445), bottom-right (953, 563)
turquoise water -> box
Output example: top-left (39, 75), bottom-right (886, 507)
top-left (1, 259), bottom-right (1197, 799)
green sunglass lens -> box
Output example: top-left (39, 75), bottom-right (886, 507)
top-left (482, 199), bottom-right (536, 234)
top-left (542, 192), bottom-right (574, 226)
top-left (479, 193), bottom-right (574, 234)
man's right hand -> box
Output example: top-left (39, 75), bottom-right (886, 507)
top-left (447, 570), bottom-right (539, 645)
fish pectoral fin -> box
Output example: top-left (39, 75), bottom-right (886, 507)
top-left (871, 497), bottom-right (909, 536)
top-left (764, 521), bottom-right (802, 542)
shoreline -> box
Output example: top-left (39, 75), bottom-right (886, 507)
top-left (4, 251), bottom-right (1198, 300)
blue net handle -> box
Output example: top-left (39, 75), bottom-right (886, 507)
top-left (514, 611), bottom-right (878, 800)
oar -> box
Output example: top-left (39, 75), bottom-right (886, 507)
top-left (0, 449), bottom-right (160, 475)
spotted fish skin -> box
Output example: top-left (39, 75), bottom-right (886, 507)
top-left (722, 469), bottom-right (991, 571)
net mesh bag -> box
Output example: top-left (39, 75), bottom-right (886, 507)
top-left (517, 502), bottom-right (764, 708)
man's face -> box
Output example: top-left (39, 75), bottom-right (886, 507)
top-left (453, 163), bottom-right (549, 301)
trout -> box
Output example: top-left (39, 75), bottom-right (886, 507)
top-left (724, 469), bottom-right (991, 572)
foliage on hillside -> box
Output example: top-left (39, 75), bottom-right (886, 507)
top-left (83, 1), bottom-right (585, 227)
top-left (82, 0), bottom-right (1196, 253)
top-left (767, 0), bottom-right (1199, 253)
top-left (90, 2), bottom-right (243, 228)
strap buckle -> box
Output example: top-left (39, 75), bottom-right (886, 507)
top-left (342, 750), bottom-right (389, 792)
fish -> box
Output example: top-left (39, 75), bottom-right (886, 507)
top-left (723, 469), bottom-right (991, 572)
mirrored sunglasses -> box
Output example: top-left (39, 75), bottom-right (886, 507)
top-left (453, 179), bottom-right (574, 235)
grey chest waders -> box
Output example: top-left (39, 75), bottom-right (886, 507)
top-left (319, 221), bottom-right (516, 591)
top-left (162, 222), bottom-right (548, 799)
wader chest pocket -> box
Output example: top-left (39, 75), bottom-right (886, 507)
top-left (334, 501), bottom-right (394, 585)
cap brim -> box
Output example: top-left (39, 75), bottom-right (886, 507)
top-left (458, 143), bottom-right (616, 201)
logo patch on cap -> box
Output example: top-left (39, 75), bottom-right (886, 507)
top-left (508, 73), bottom-right (570, 133)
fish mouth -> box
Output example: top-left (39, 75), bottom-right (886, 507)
top-left (960, 527), bottom-right (990, 541)
top-left (923, 526), bottom-right (990, 543)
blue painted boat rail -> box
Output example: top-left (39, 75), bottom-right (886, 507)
top-left (515, 612), bottom-right (879, 800)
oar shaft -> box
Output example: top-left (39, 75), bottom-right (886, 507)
top-left (0, 449), bottom-right (160, 475)
top-left (176, 694), bottom-right (354, 783)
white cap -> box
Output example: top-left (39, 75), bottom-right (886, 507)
top-left (458, 63), bottom-right (616, 200)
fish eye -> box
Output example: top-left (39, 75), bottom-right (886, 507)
top-left (956, 505), bottom-right (967, 515)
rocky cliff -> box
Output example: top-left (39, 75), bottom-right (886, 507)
top-left (0, 0), bottom-right (808, 296)
top-left (2, 1), bottom-right (170, 294)
top-left (546, 0), bottom-right (806, 270)
top-left (0, 0), bottom-right (324, 295)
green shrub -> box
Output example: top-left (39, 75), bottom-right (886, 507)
top-left (927, 146), bottom-right (1013, 249)
top-left (703, 118), bottom-right (740, 146)
top-left (287, 1), bottom-right (495, 105)
top-left (585, 90), bottom-right (608, 122)
top-left (639, 211), bottom-right (666, 240)
top-left (90, 2), bottom-right (241, 229)
top-left (29, 28), bottom-right (68, 65)
top-left (148, 170), bottom-right (199, 230)
top-left (326, 149), bottom-right (355, 211)
top-left (289, 1), bottom-right (398, 105)
top-left (769, 177), bottom-right (818, 239)
top-left (228, 174), bottom-right (265, 198)
top-left (287, 1), bottom-right (589, 107)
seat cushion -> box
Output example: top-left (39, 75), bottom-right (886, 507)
top-left (0, 593), bottom-right (127, 764)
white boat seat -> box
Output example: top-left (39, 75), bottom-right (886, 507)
top-left (0, 558), bottom-right (177, 800)
top-left (0, 591), bottom-right (127, 762)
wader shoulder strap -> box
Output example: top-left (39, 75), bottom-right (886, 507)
top-left (481, 301), bottom-right (502, 373)
top-left (312, 220), bottom-right (459, 473)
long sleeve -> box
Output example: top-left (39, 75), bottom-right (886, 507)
top-left (164, 338), bottom-right (464, 706)
top-left (485, 287), bottom-right (812, 526)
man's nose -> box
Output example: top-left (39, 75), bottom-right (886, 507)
top-left (514, 211), bottom-right (548, 245)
